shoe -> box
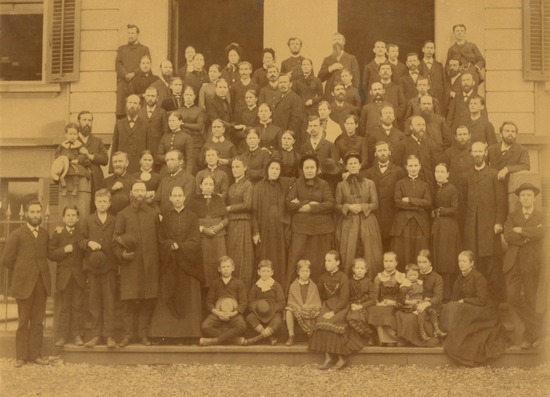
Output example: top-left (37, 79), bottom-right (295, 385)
top-left (14, 360), bottom-right (26, 368)
top-left (199, 337), bottom-right (218, 346)
top-left (54, 338), bottom-right (65, 348)
top-left (118, 338), bottom-right (130, 348)
top-left (231, 337), bottom-right (245, 346)
top-left (141, 337), bottom-right (152, 346)
top-left (73, 335), bottom-right (84, 346)
top-left (85, 337), bottom-right (100, 348)
top-left (32, 358), bottom-right (49, 365)
top-left (521, 341), bottom-right (533, 350)
top-left (107, 337), bottom-right (117, 349)
top-left (285, 336), bottom-right (295, 346)
top-left (270, 337), bottom-right (278, 346)
top-left (318, 360), bottom-right (333, 370)
top-left (333, 360), bottom-right (347, 370)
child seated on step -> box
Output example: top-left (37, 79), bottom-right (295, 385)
top-left (285, 259), bottom-right (322, 346)
top-left (399, 263), bottom-right (445, 341)
top-left (244, 259), bottom-right (285, 346)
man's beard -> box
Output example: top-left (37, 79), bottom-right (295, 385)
top-left (335, 93), bottom-right (346, 102)
top-left (377, 154), bottom-right (389, 163)
top-left (114, 166), bottom-right (126, 176)
top-left (373, 94), bottom-right (383, 103)
top-left (420, 109), bottom-right (432, 118)
top-left (146, 100), bottom-right (156, 107)
top-left (290, 49), bottom-right (300, 56)
top-left (332, 43), bottom-right (343, 53)
top-left (162, 72), bottom-right (173, 81)
top-left (473, 155), bottom-right (485, 166)
top-left (26, 216), bottom-right (42, 227)
top-left (80, 124), bottom-right (91, 136)
top-left (126, 107), bottom-right (139, 118)
top-left (131, 195), bottom-right (145, 208)
top-left (448, 69), bottom-right (459, 77)
top-left (503, 136), bottom-right (515, 145)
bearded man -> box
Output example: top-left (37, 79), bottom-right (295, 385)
top-left (111, 94), bottom-right (147, 174)
top-left (113, 180), bottom-right (160, 347)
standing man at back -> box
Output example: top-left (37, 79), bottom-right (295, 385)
top-left (318, 33), bottom-right (360, 100)
top-left (115, 24), bottom-right (150, 119)
top-left (1, 201), bottom-right (52, 367)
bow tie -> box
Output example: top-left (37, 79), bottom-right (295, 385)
top-left (203, 195), bottom-right (212, 199)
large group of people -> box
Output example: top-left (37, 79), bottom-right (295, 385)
top-left (2, 23), bottom-right (546, 370)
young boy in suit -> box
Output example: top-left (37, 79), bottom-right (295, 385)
top-left (2, 201), bottom-right (52, 367)
top-left (48, 205), bottom-right (85, 347)
top-left (78, 189), bottom-right (117, 348)
top-left (200, 256), bottom-right (247, 346)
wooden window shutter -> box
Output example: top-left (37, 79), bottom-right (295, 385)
top-left (45, 0), bottom-right (81, 82)
top-left (524, 0), bottom-right (550, 80)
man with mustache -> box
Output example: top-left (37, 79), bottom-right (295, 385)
top-left (365, 105), bottom-right (405, 168)
top-left (150, 60), bottom-right (174, 105)
top-left (114, 180), bottom-right (160, 347)
top-left (258, 65), bottom-right (282, 110)
top-left (488, 121), bottom-right (530, 182)
top-left (77, 110), bottom-right (109, 212)
top-left (414, 94), bottom-right (451, 154)
top-left (281, 37), bottom-right (306, 82)
top-left (401, 52), bottom-right (422, 102)
top-left (103, 152), bottom-right (133, 215)
top-left (138, 86), bottom-right (168, 170)
top-left (111, 94), bottom-right (147, 174)
top-left (466, 96), bottom-right (497, 146)
top-left (444, 57), bottom-right (463, 108)
top-left (363, 41), bottom-right (388, 99)
top-left (329, 82), bottom-right (357, 130)
top-left (318, 33), bottom-right (360, 100)
top-left (377, 63), bottom-right (406, 124)
top-left (359, 82), bottom-right (393, 135)
top-left (463, 141), bottom-right (507, 305)
top-left (419, 41), bottom-right (446, 117)
top-left (2, 201), bottom-right (52, 367)
top-left (402, 115), bottom-right (437, 188)
top-left (447, 72), bottom-right (487, 134)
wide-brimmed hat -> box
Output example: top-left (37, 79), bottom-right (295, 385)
top-left (88, 251), bottom-right (106, 269)
top-left (215, 296), bottom-right (239, 313)
top-left (250, 299), bottom-right (276, 323)
top-left (320, 158), bottom-right (341, 175)
top-left (51, 156), bottom-right (69, 181)
top-left (514, 182), bottom-right (540, 196)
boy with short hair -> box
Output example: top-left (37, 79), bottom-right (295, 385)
top-left (200, 256), bottom-right (247, 346)
top-left (78, 189), bottom-right (117, 348)
top-left (48, 205), bottom-right (86, 347)
top-left (244, 259), bottom-right (285, 346)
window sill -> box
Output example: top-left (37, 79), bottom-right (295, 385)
top-left (0, 81), bottom-right (61, 97)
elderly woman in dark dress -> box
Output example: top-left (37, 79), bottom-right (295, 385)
top-left (286, 154), bottom-right (335, 287)
top-left (431, 163), bottom-right (461, 302)
top-left (252, 159), bottom-right (294, 286)
top-left (243, 128), bottom-right (270, 184)
top-left (309, 251), bottom-right (363, 370)
top-left (441, 250), bottom-right (506, 366)
top-left (396, 249), bottom-right (445, 347)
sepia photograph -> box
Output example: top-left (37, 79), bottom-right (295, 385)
top-left (0, 0), bottom-right (549, 395)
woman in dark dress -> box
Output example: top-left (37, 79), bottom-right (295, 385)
top-left (309, 251), bottom-right (363, 370)
top-left (226, 156), bottom-right (255, 288)
top-left (252, 159), bottom-right (294, 286)
top-left (131, 150), bottom-right (161, 204)
top-left (243, 127), bottom-right (270, 184)
top-left (150, 186), bottom-right (203, 342)
top-left (431, 163), bottom-right (461, 301)
top-left (272, 130), bottom-right (300, 178)
top-left (441, 250), bottom-right (506, 366)
top-left (176, 85), bottom-right (205, 174)
top-left (187, 176), bottom-right (228, 287)
top-left (220, 43), bottom-right (242, 87)
top-left (157, 112), bottom-right (194, 176)
top-left (396, 249), bottom-right (445, 347)
top-left (286, 154), bottom-right (335, 287)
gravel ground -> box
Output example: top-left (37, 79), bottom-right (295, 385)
top-left (0, 358), bottom-right (549, 397)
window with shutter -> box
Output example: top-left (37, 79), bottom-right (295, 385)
top-left (45, 0), bottom-right (80, 82)
top-left (524, 0), bottom-right (550, 81)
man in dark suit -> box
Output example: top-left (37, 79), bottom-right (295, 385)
top-left (503, 183), bottom-right (544, 350)
top-left (401, 53), bottom-right (421, 102)
top-left (77, 110), bottom-right (109, 212)
top-left (318, 33), bottom-right (360, 100)
top-left (113, 180), bottom-right (161, 347)
top-left (280, 37), bottom-right (305, 82)
top-left (362, 41), bottom-right (387, 99)
top-left (359, 82), bottom-right (394, 135)
top-left (258, 65), bottom-right (282, 110)
top-left (1, 201), bottom-right (52, 367)
top-left (488, 121), bottom-right (530, 182)
top-left (161, 76), bottom-right (184, 113)
top-left (378, 63), bottom-right (406, 124)
top-left (115, 24), bottom-right (150, 118)
top-left (463, 141), bottom-right (507, 304)
top-left (466, 96), bottom-right (496, 146)
top-left (366, 105), bottom-right (405, 168)
top-left (300, 115), bottom-right (339, 165)
top-left (444, 58), bottom-right (463, 115)
top-left (153, 150), bottom-right (195, 216)
top-left (139, 86), bottom-right (168, 167)
top-left (111, 94), bottom-right (147, 174)
top-left (403, 115), bottom-right (437, 189)
top-left (363, 141), bottom-right (406, 251)
top-left (419, 41), bottom-right (446, 116)
top-left (150, 60), bottom-right (173, 105)
top-left (103, 152), bottom-right (134, 215)
top-left (272, 74), bottom-right (304, 135)
top-left (329, 82), bottom-right (358, 130)
top-left (446, 72), bottom-right (486, 134)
